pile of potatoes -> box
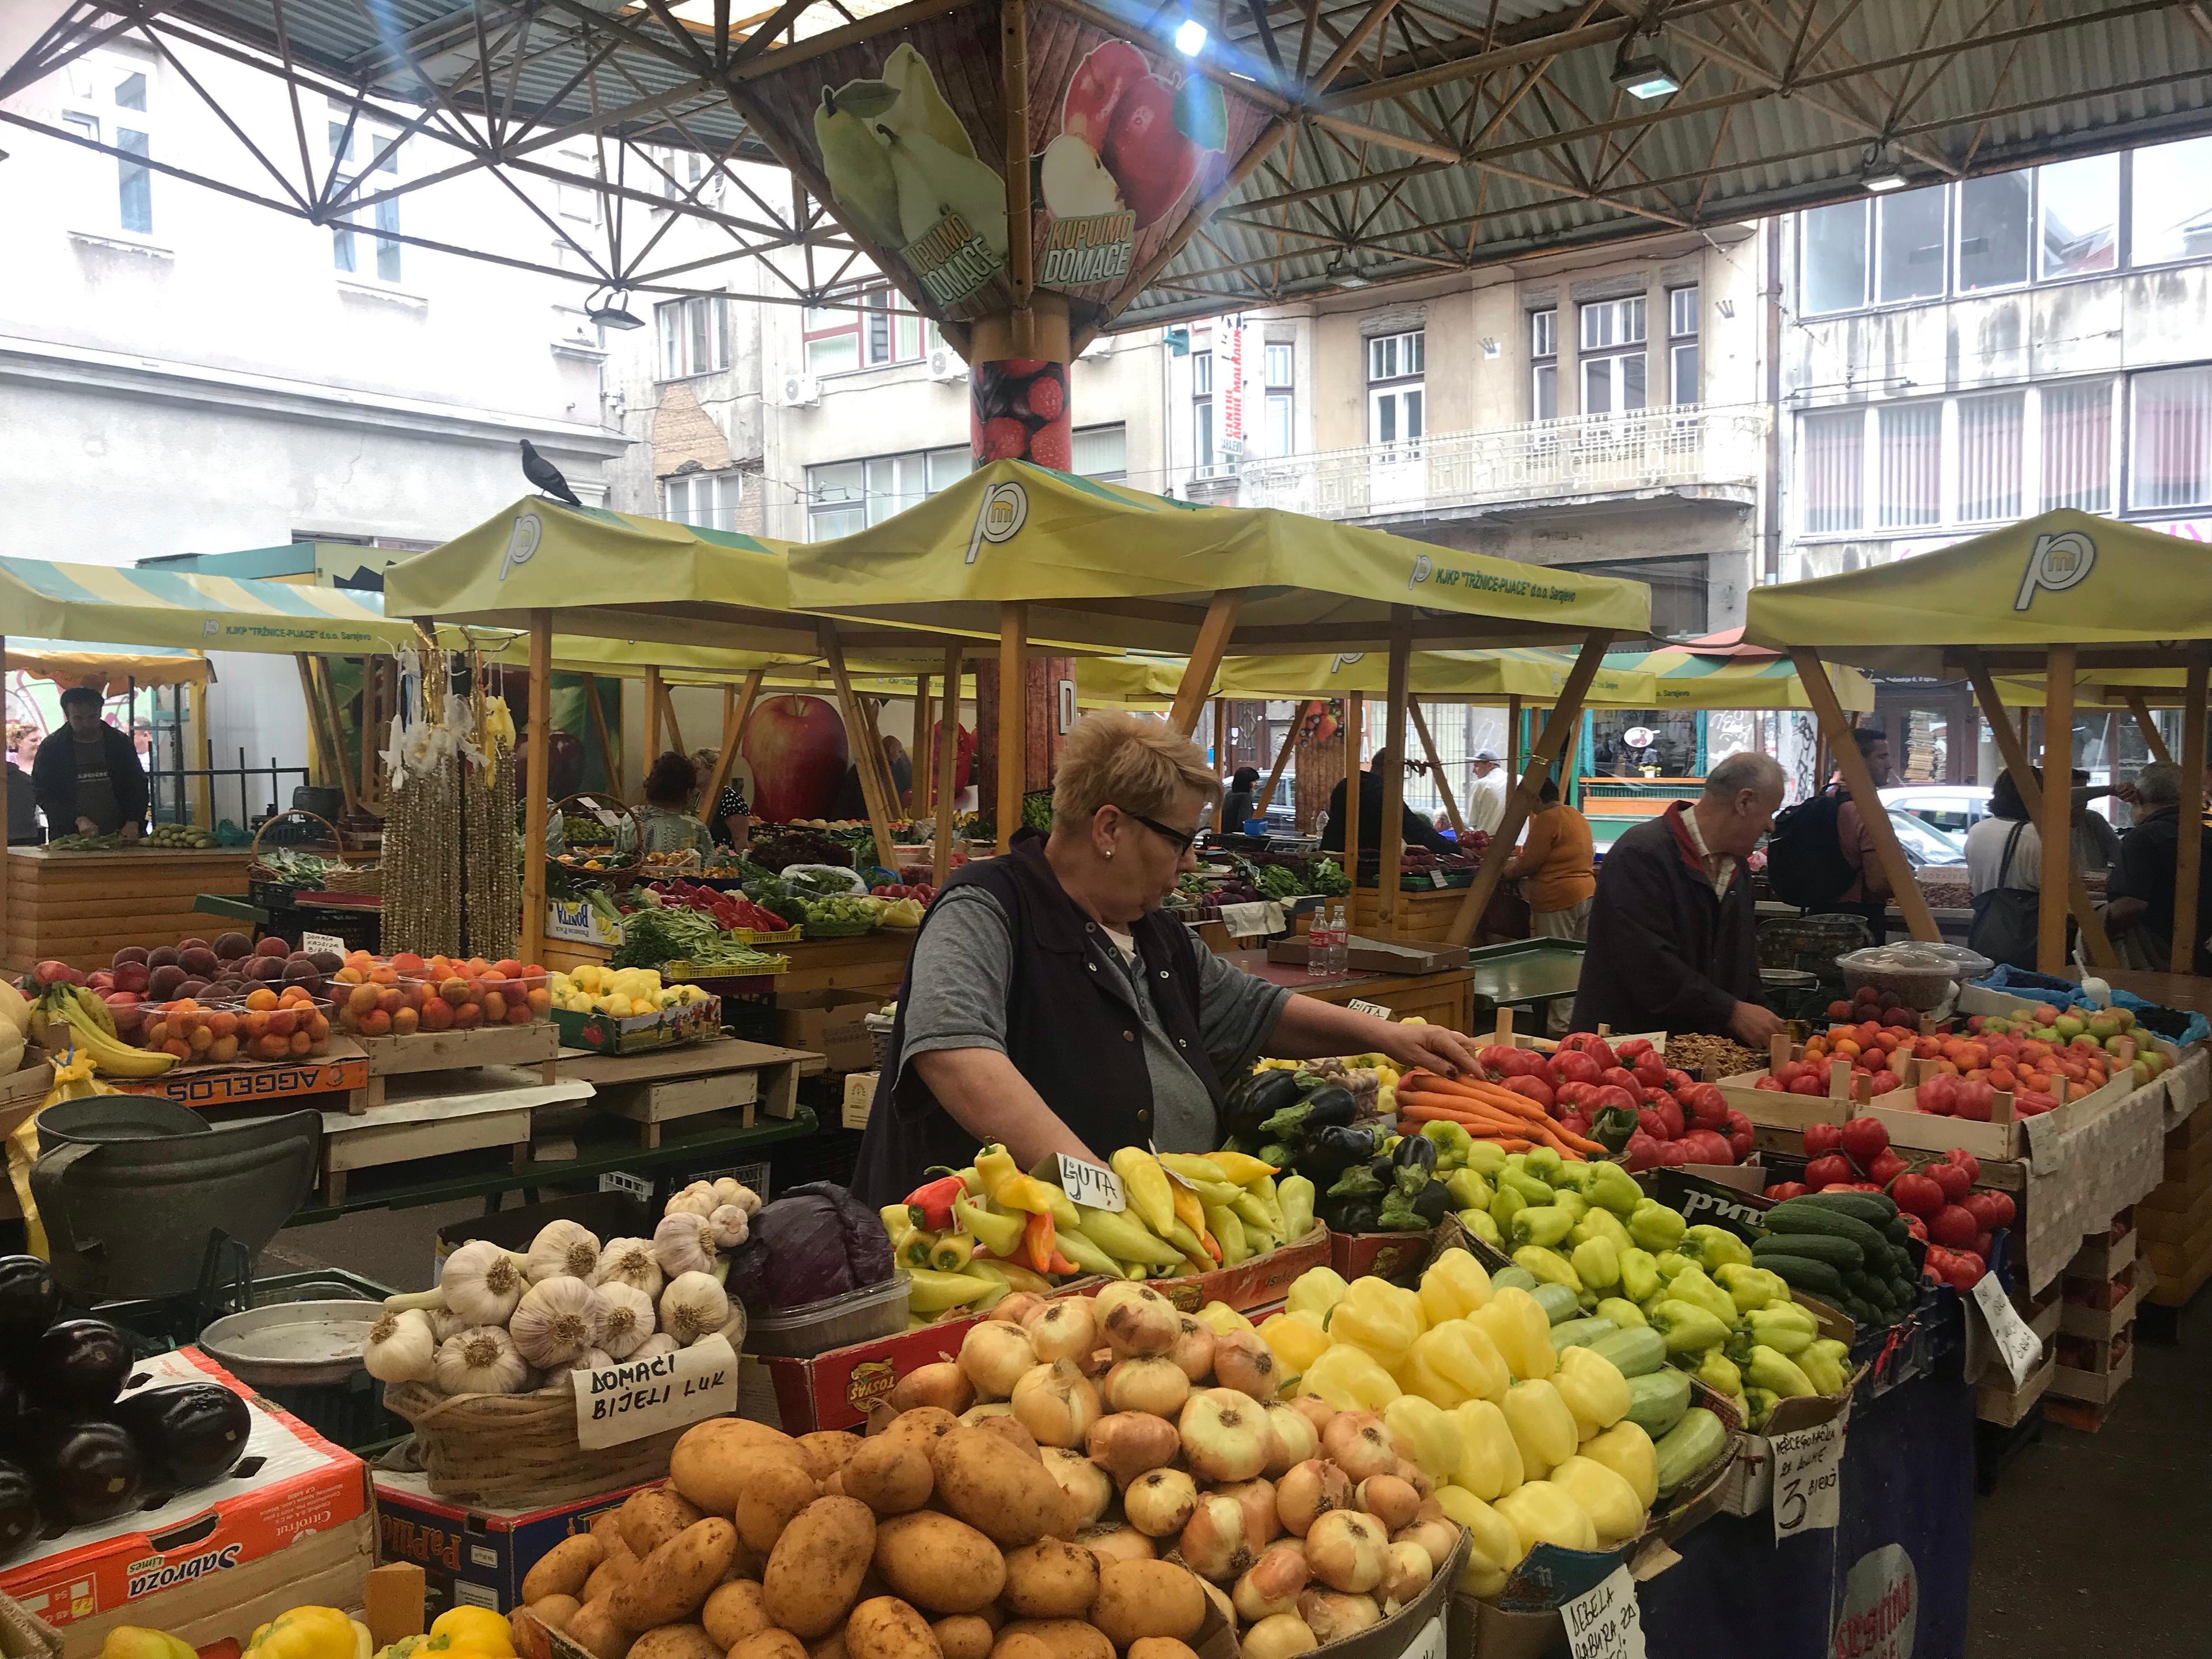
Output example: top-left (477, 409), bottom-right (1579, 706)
top-left (512, 1283), bottom-right (1461, 1659)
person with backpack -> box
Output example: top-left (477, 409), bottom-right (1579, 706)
top-left (1964, 769), bottom-right (2045, 969)
top-left (1766, 727), bottom-right (1895, 942)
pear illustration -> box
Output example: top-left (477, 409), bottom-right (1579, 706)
top-left (881, 43), bottom-right (978, 161)
top-left (878, 122), bottom-right (1008, 259)
top-left (813, 86), bottom-right (902, 249)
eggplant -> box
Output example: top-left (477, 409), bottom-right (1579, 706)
top-left (24, 1320), bottom-right (131, 1413)
top-left (0, 1256), bottom-right (60, 1349)
top-left (1325, 1162), bottom-right (1385, 1200)
top-left (1297, 1123), bottom-right (1378, 1181)
top-left (1393, 1133), bottom-right (1440, 1179)
top-left (33, 1418), bottom-right (142, 1527)
top-left (111, 1383), bottom-right (252, 1490)
top-left (1260, 1082), bottom-right (1358, 1141)
top-left (1317, 1193), bottom-right (1383, 1234)
top-left (0, 1457), bottom-right (36, 1563)
top-left (1222, 1069), bottom-right (1306, 1139)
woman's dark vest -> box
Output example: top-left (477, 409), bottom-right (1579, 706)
top-left (849, 836), bottom-right (1225, 1206)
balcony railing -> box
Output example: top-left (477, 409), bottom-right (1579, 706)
top-left (1237, 402), bottom-right (1770, 520)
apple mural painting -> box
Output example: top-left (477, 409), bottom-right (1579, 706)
top-left (740, 695), bottom-right (851, 823)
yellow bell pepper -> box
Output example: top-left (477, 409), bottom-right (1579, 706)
top-left (100, 1630), bottom-right (197, 1659)
top-left (1286, 1265), bottom-right (1349, 1323)
top-left (1418, 1249), bottom-right (1494, 1325)
top-left (1594, 1297), bottom-right (1647, 1329)
top-left (1548, 1456), bottom-right (1645, 1548)
top-left (1329, 1277), bottom-right (1426, 1366)
top-left (1569, 1207), bottom-right (1634, 1254)
top-left (1435, 1484), bottom-right (1528, 1598)
top-left (1513, 1245), bottom-right (1584, 1294)
top-left (1383, 1394), bottom-right (1461, 1483)
top-left (1692, 1348), bottom-right (1743, 1398)
top-left (429, 1612), bottom-right (513, 1658)
top-left (1259, 1310), bottom-right (1333, 1378)
top-left (1196, 1300), bottom-right (1254, 1335)
top-left (1580, 1421), bottom-right (1658, 1508)
top-left (1461, 1207), bottom-right (1505, 1248)
top-left (1403, 1318), bottom-right (1511, 1408)
top-left (1298, 1342), bottom-right (1403, 1412)
top-left (1501, 1378), bottom-right (1579, 1480)
top-left (1470, 1287), bottom-right (1555, 1381)
top-left (1551, 1345), bottom-right (1632, 1440)
top-left (245, 1607), bottom-right (373, 1659)
top-left (1664, 1263), bottom-right (1741, 1325)
top-left (1448, 1397), bottom-right (1524, 1502)
top-left (1495, 1481), bottom-right (1597, 1556)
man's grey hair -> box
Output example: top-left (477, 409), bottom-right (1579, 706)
top-left (2134, 760), bottom-right (2184, 807)
top-left (1704, 751), bottom-right (1787, 801)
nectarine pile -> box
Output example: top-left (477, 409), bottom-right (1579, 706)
top-left (329, 949), bottom-right (550, 1036)
top-left (141, 984), bottom-right (331, 1064)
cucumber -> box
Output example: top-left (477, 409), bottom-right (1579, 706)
top-left (1624, 1367), bottom-right (1692, 1438)
top-left (1885, 1217), bottom-right (1912, 1244)
top-left (1763, 1205), bottom-right (1891, 1256)
top-left (1490, 1264), bottom-right (1541, 1294)
top-left (1842, 1297), bottom-right (1877, 1323)
top-left (1531, 1282), bottom-right (1582, 1325)
top-left (1588, 1325), bottom-right (1668, 1378)
top-left (1756, 1253), bottom-right (1850, 1299)
top-left (1653, 1407), bottom-right (1729, 1495)
top-left (1550, 1317), bottom-right (1618, 1354)
top-left (1788, 1190), bottom-right (1899, 1224)
top-left (1753, 1232), bottom-right (1864, 1270)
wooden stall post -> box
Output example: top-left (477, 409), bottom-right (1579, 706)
top-left (294, 654), bottom-right (325, 785)
top-left (2124, 691), bottom-right (2175, 766)
top-left (1505, 694), bottom-right (1521, 782)
top-left (913, 675), bottom-right (934, 814)
top-left (521, 612), bottom-right (552, 968)
top-left (2174, 656), bottom-right (2209, 976)
top-left (997, 603), bottom-right (1027, 854)
top-left (1, 635), bottom-right (8, 970)
top-left (584, 675), bottom-right (623, 803)
top-left (821, 625), bottom-right (900, 871)
top-left (1168, 589), bottom-right (1245, 737)
top-left (1792, 647), bottom-right (1940, 944)
top-left (1213, 700), bottom-right (1228, 775)
top-left (1966, 666), bottom-right (2115, 967)
top-left (1377, 619), bottom-right (1413, 930)
top-left (642, 665), bottom-right (664, 789)
top-left (1256, 702), bottom-right (1309, 816)
top-left (1446, 632), bottom-right (1611, 948)
top-left (700, 668), bottom-right (764, 811)
top-left (1410, 702), bottom-right (1467, 837)
top-left (2038, 645), bottom-right (2075, 973)
top-left (660, 681), bottom-right (687, 759)
top-left (1342, 694), bottom-right (1365, 901)
top-left (936, 642), bottom-right (962, 887)
top-left (187, 676), bottom-right (211, 827)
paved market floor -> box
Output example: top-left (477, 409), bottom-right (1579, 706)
top-left (269, 1208), bottom-right (2212, 1656)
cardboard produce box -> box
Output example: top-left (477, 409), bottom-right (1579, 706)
top-left (373, 1472), bottom-right (649, 1616)
top-left (776, 990), bottom-right (881, 1072)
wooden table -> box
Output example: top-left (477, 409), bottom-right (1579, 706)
top-left (5, 845), bottom-right (256, 974)
top-left (555, 1034), bottom-right (816, 1145)
top-left (1222, 949), bottom-right (1477, 1032)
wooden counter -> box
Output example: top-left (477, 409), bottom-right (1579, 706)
top-left (4, 844), bottom-right (257, 974)
top-left (543, 927), bottom-right (916, 998)
top-left (1220, 949), bottom-right (1476, 1032)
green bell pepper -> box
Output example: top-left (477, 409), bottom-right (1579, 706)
top-left (1511, 1205), bottom-right (1577, 1249)
top-left (1445, 1168), bottom-right (1494, 1211)
top-left (1490, 1182), bottom-right (1527, 1232)
top-left (1627, 1199), bottom-right (1687, 1253)
top-left (1681, 1224), bottom-right (1752, 1271)
top-left (1419, 1120), bottom-right (1476, 1172)
top-left (1460, 1206), bottom-right (1505, 1247)
top-left (1664, 1263), bottom-right (1741, 1325)
top-left (1713, 1263), bottom-right (1791, 1315)
top-left (1570, 1236), bottom-right (1620, 1295)
top-left (1618, 1246), bottom-right (1662, 1305)
top-left (1499, 1168), bottom-right (1557, 1208)
top-left (1647, 1298), bottom-right (1733, 1355)
top-left (1522, 1146), bottom-right (1568, 1185)
top-left (1744, 1344), bottom-right (1817, 1398)
top-left (1692, 1347), bottom-right (1744, 1397)
top-left (1570, 1207), bottom-right (1634, 1254)
top-left (1743, 1387), bottom-right (1780, 1431)
top-left (1594, 1296), bottom-right (1647, 1328)
top-left (1655, 1250), bottom-right (1694, 1282)
top-left (1513, 1245), bottom-right (1584, 1293)
top-left (1585, 1161), bottom-right (1645, 1217)
top-left (1465, 1139), bottom-right (1508, 1176)
top-left (1550, 1190), bottom-right (1589, 1225)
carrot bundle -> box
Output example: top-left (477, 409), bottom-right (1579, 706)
top-left (1397, 1069), bottom-right (1606, 1158)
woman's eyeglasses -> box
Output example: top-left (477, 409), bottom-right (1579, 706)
top-left (1116, 808), bottom-right (1199, 856)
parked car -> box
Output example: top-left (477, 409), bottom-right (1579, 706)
top-left (1586, 806), bottom-right (1964, 866)
top-left (1880, 785), bottom-right (1991, 836)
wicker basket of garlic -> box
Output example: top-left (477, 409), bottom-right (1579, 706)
top-left (372, 1179), bottom-right (761, 1503)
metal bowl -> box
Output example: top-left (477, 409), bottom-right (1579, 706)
top-left (198, 1298), bottom-right (384, 1387)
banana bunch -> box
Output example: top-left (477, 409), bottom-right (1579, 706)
top-left (37, 985), bottom-right (177, 1077)
top-left (812, 43), bottom-right (1006, 262)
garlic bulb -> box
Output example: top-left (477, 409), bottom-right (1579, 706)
top-left (427, 1308), bottom-right (472, 1344)
top-left (653, 1212), bottom-right (717, 1279)
top-left (713, 1305), bottom-right (747, 1350)
top-left (364, 1308), bottom-right (437, 1383)
top-left (593, 1237), bottom-right (664, 1301)
top-left (528, 1219), bottom-right (603, 1285)
top-left (433, 1325), bottom-right (530, 1395)
top-left (630, 1334), bottom-right (679, 1361)
top-left (665, 1181), bottom-right (719, 1219)
top-left (440, 1240), bottom-right (530, 1325)
top-left (596, 1281), bottom-right (657, 1359)
top-left (711, 1178), bottom-right (762, 1217)
top-left (510, 1275), bottom-right (605, 1369)
top-left (660, 1271), bottom-right (731, 1347)
top-left (569, 1347), bottom-right (615, 1373)
top-left (707, 1205), bottom-right (751, 1250)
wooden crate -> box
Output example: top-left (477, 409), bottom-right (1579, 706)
top-left (0, 1059), bottom-right (55, 1141)
top-left (317, 1071), bottom-right (592, 1205)
top-left (1976, 1348), bottom-right (2055, 1427)
top-left (4, 847), bottom-right (256, 975)
top-left (555, 1036), bottom-right (808, 1147)
top-left (355, 1020), bottom-right (559, 1111)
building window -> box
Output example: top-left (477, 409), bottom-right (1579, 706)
top-left (1801, 200), bottom-right (1869, 315)
top-left (329, 120), bottom-right (402, 283)
top-left (1578, 296), bottom-right (1646, 415)
top-left (1263, 342), bottom-right (1294, 457)
top-left (1876, 404), bottom-right (1941, 527)
top-left (664, 471), bottom-right (740, 532)
top-left (801, 302), bottom-right (857, 375)
top-left (1877, 187), bottom-right (1947, 304)
top-left (657, 296), bottom-right (728, 379)
top-left (1368, 330), bottom-right (1423, 383)
top-left (1666, 286), bottom-right (1699, 406)
top-left (1192, 349), bottom-right (1215, 469)
top-left (1531, 309), bottom-right (1557, 419)
top-left (1956, 392), bottom-right (2024, 522)
top-left (1801, 410), bottom-right (1865, 533)
top-left (2130, 366), bottom-right (2212, 511)
top-left (1072, 424), bottom-right (1128, 482)
top-left (1368, 329), bottom-right (1423, 451)
top-left (2129, 136), bottom-right (2212, 266)
top-left (807, 445), bottom-right (971, 539)
top-left (1957, 171), bottom-right (2032, 292)
top-left (63, 56), bottom-right (156, 236)
top-left (2039, 153), bottom-right (2119, 279)
top-left (2041, 380), bottom-right (2113, 512)
top-left (864, 286), bottom-right (925, 366)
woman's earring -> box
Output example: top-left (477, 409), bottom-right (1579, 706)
top-left (1104, 847), bottom-right (1115, 859)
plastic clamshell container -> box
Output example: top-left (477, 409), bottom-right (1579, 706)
top-left (743, 1271), bottom-right (912, 1358)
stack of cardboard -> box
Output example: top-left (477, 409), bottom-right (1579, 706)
top-left (2142, 1107), bottom-right (2212, 1310)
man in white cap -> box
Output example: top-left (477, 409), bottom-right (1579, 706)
top-left (1465, 749), bottom-right (1507, 838)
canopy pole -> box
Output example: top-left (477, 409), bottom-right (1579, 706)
top-left (1505, 694), bottom-right (1521, 783)
top-left (2173, 656), bottom-right (2209, 976)
top-left (358, 657), bottom-right (378, 817)
top-left (1410, 701), bottom-right (1467, 838)
top-left (1794, 647), bottom-right (1940, 945)
top-left (661, 681), bottom-right (687, 759)
top-left (521, 611), bottom-right (552, 970)
top-left (858, 693), bottom-right (903, 824)
top-left (1342, 694), bottom-right (1364, 917)
top-left (1213, 700), bottom-right (1228, 777)
top-left (1966, 665), bottom-right (2116, 968)
top-left (1256, 702), bottom-right (1308, 817)
top-left (913, 676), bottom-right (934, 815)
top-left (700, 668), bottom-right (764, 814)
top-left (936, 642), bottom-right (963, 888)
top-left (187, 675), bottom-right (211, 827)
top-left (1, 634), bottom-right (9, 974)
top-left (997, 603), bottom-right (1027, 854)
top-left (2124, 691), bottom-right (2174, 766)
top-left (821, 624), bottom-right (899, 872)
top-left (643, 665), bottom-right (664, 788)
top-left (1377, 617), bottom-right (1413, 931)
top-left (294, 654), bottom-right (325, 787)
top-left (2039, 646), bottom-right (2075, 974)
top-left (585, 676), bottom-right (623, 804)
top-left (1446, 632), bottom-right (1611, 948)
top-left (1168, 589), bottom-right (1245, 736)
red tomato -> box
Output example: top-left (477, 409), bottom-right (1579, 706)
top-left (1684, 1084), bottom-right (1728, 1130)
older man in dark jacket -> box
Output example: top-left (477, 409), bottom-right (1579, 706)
top-left (32, 687), bottom-right (146, 839)
top-left (1571, 752), bottom-right (1787, 1043)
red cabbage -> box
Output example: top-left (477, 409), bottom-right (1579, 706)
top-left (728, 1182), bottom-right (896, 1311)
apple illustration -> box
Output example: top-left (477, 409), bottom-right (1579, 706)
top-left (1059, 39), bottom-right (1228, 230)
top-left (740, 694), bottom-right (851, 822)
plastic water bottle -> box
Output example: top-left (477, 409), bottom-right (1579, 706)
top-left (1328, 902), bottom-right (1350, 975)
top-left (1308, 906), bottom-right (1336, 976)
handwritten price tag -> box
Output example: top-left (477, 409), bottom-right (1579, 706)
top-left (574, 1334), bottom-right (737, 1448)
top-left (1562, 1566), bottom-right (1646, 1659)
top-left (1770, 1418), bottom-right (1846, 1541)
top-left (2021, 1108), bottom-right (2067, 1172)
top-left (1429, 872), bottom-right (1448, 889)
top-left (301, 930), bottom-right (347, 956)
top-left (1347, 998), bottom-right (1394, 1019)
top-left (1059, 1155), bottom-right (1126, 1213)
top-left (1400, 1616), bottom-right (1445, 1659)
top-left (1971, 1272), bottom-right (2044, 1388)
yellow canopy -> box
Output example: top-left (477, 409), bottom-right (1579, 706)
top-left (1077, 648), bottom-right (1658, 705)
top-left (789, 462), bottom-right (1653, 653)
top-left (1743, 510), bottom-right (2212, 672)
top-left (3, 640), bottom-right (213, 694)
top-left (0, 555), bottom-right (421, 654)
top-left (1609, 647), bottom-right (1876, 712)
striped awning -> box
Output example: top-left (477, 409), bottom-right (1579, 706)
top-left (0, 557), bottom-right (418, 655)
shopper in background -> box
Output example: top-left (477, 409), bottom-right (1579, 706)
top-left (1504, 776), bottom-right (1596, 940)
top-left (1220, 766), bottom-right (1261, 832)
top-left (831, 734), bottom-right (911, 819)
top-left (6, 722), bottom-right (41, 843)
top-left (2104, 760), bottom-right (2212, 973)
top-left (617, 751), bottom-right (717, 859)
top-left (32, 687), bottom-right (145, 839)
top-left (1465, 749), bottom-right (1507, 836)
top-left (1830, 726), bottom-right (1897, 944)
top-left (1318, 747), bottom-right (1455, 858)
top-left (2069, 766), bottom-right (2122, 874)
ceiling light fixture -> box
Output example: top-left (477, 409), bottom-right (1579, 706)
top-left (585, 285), bottom-right (645, 329)
top-left (1861, 141), bottom-right (1906, 192)
top-left (1173, 17), bottom-right (1208, 55)
top-left (1611, 53), bottom-right (1679, 100)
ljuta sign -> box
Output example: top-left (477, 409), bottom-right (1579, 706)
top-left (747, 1), bottom-right (1271, 325)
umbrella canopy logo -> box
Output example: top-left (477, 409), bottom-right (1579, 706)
top-left (501, 512), bottom-right (543, 582)
top-left (2014, 530), bottom-right (2095, 611)
top-left (965, 480), bottom-right (1030, 564)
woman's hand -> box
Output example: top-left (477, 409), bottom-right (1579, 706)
top-left (1373, 1020), bottom-right (1484, 1078)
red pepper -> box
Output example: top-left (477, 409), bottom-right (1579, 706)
top-left (1021, 1209), bottom-right (1058, 1273)
top-left (904, 1174), bottom-right (966, 1232)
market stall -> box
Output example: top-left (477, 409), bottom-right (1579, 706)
top-left (1746, 509), bottom-right (2212, 974)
